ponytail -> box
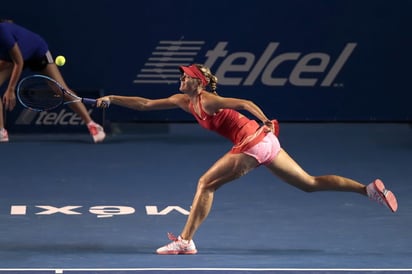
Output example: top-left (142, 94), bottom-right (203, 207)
top-left (195, 64), bottom-right (219, 95)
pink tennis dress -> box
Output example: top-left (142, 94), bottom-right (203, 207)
top-left (189, 93), bottom-right (281, 165)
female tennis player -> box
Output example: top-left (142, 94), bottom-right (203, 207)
top-left (0, 19), bottom-right (105, 143)
top-left (96, 64), bottom-right (398, 255)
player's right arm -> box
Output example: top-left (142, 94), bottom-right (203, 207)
top-left (3, 43), bottom-right (24, 111)
top-left (97, 94), bottom-right (191, 112)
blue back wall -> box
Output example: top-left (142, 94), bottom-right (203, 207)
top-left (3, 0), bottom-right (411, 122)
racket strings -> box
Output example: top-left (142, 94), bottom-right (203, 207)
top-left (18, 79), bottom-right (65, 111)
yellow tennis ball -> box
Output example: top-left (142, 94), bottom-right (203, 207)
top-left (55, 55), bottom-right (66, 66)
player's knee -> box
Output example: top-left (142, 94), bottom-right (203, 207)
top-left (197, 177), bottom-right (212, 191)
top-left (299, 177), bottom-right (318, 192)
top-left (197, 176), bottom-right (221, 192)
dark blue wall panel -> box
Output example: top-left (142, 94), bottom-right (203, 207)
top-left (2, 0), bottom-right (411, 122)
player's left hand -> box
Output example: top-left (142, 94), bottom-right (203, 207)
top-left (3, 89), bottom-right (16, 111)
top-left (263, 120), bottom-right (274, 133)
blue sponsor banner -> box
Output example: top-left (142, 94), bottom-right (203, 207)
top-left (2, 0), bottom-right (411, 122)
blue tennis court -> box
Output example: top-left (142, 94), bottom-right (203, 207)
top-left (0, 122), bottom-right (411, 273)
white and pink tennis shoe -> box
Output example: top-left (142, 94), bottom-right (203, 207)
top-left (87, 121), bottom-right (106, 143)
top-left (0, 128), bottom-right (9, 142)
top-left (156, 233), bottom-right (197, 255)
top-left (366, 179), bottom-right (398, 212)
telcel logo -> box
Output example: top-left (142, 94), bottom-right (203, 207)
top-left (15, 109), bottom-right (92, 126)
top-left (204, 42), bottom-right (357, 87)
top-left (35, 109), bottom-right (92, 125)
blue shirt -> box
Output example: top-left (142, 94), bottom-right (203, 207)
top-left (0, 22), bottom-right (48, 61)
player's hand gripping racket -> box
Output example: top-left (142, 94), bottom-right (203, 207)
top-left (17, 74), bottom-right (109, 112)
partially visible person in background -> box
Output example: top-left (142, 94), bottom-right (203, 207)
top-left (0, 19), bottom-right (105, 143)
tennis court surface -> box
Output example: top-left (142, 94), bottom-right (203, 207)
top-left (0, 123), bottom-right (411, 273)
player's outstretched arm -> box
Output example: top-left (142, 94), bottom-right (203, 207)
top-left (96, 94), bottom-right (189, 111)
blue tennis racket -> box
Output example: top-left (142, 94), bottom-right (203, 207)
top-left (17, 74), bottom-right (109, 112)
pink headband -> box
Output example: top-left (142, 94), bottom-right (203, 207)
top-left (179, 65), bottom-right (208, 87)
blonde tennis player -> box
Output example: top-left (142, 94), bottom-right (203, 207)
top-left (96, 64), bottom-right (398, 255)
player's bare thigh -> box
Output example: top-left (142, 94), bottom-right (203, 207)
top-left (39, 52), bottom-right (72, 93)
top-left (198, 152), bottom-right (259, 190)
top-left (264, 148), bottom-right (314, 189)
top-left (41, 63), bottom-right (69, 88)
top-left (0, 61), bottom-right (13, 85)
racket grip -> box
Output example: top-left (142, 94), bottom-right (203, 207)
top-left (82, 98), bottom-right (97, 105)
top-left (100, 100), bottom-right (110, 108)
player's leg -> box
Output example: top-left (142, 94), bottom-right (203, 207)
top-left (265, 148), bottom-right (397, 211)
top-left (0, 99), bottom-right (8, 142)
top-left (182, 152), bottom-right (259, 239)
top-left (39, 52), bottom-right (105, 143)
top-left (41, 61), bottom-right (92, 123)
top-left (266, 149), bottom-right (365, 193)
top-left (156, 152), bottom-right (259, 255)
top-left (0, 61), bottom-right (13, 142)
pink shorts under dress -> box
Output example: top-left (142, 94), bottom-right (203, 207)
top-left (243, 132), bottom-right (281, 165)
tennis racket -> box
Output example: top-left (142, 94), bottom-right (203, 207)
top-left (17, 74), bottom-right (109, 112)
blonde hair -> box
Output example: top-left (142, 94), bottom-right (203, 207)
top-left (194, 64), bottom-right (218, 94)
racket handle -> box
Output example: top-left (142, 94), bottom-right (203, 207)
top-left (82, 98), bottom-right (97, 105)
top-left (100, 100), bottom-right (110, 108)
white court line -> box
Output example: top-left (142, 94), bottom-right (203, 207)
top-left (0, 268), bottom-right (412, 272)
